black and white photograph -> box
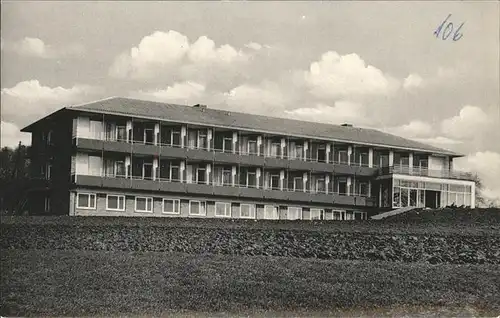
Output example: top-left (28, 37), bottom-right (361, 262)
top-left (1, 1), bottom-right (499, 317)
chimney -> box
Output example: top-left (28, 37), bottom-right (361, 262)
top-left (193, 104), bottom-right (207, 111)
top-left (341, 123), bottom-right (353, 127)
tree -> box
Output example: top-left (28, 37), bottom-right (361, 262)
top-left (0, 142), bottom-right (32, 214)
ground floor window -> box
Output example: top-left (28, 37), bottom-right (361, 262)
top-left (309, 208), bottom-right (322, 220)
top-left (287, 207), bottom-right (302, 220)
top-left (135, 197), bottom-right (153, 213)
top-left (325, 209), bottom-right (345, 220)
top-left (189, 200), bottom-right (206, 216)
top-left (77, 193), bottom-right (96, 209)
top-left (345, 211), bottom-right (355, 220)
top-left (240, 204), bottom-right (256, 219)
top-left (163, 199), bottom-right (180, 214)
top-left (106, 195), bottom-right (125, 211)
top-left (264, 205), bottom-right (279, 220)
top-left (215, 202), bottom-right (232, 217)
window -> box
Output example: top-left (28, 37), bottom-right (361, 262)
top-left (143, 163), bottom-right (153, 180)
top-left (316, 178), bottom-right (326, 193)
top-left (115, 161), bottom-right (126, 177)
top-left (77, 193), bottom-right (96, 209)
top-left (163, 199), bottom-right (180, 214)
top-left (222, 168), bottom-right (232, 185)
top-left (270, 143), bottom-right (280, 157)
top-left (310, 208), bottom-right (322, 220)
top-left (116, 125), bottom-right (127, 141)
top-left (171, 130), bottom-right (181, 146)
top-left (144, 129), bottom-right (154, 144)
top-left (270, 175), bottom-right (280, 190)
top-left (293, 177), bottom-right (303, 191)
top-left (196, 167), bottom-right (206, 184)
top-left (248, 140), bottom-right (257, 154)
top-left (345, 211), bottom-right (355, 220)
top-left (189, 200), bottom-right (206, 216)
top-left (287, 207), bottom-right (302, 220)
top-left (106, 194), bottom-right (125, 211)
top-left (247, 171), bottom-right (257, 187)
top-left (135, 197), bottom-right (153, 213)
top-left (44, 196), bottom-right (51, 212)
top-left (296, 145), bottom-right (304, 160)
top-left (338, 150), bottom-right (348, 164)
top-left (264, 205), bottom-right (279, 220)
top-left (240, 204), bottom-right (256, 219)
top-left (223, 137), bottom-right (232, 152)
top-left (215, 202), bottom-right (232, 217)
top-left (170, 165), bottom-right (180, 181)
top-left (198, 131), bottom-right (207, 149)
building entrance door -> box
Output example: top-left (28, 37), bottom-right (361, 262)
top-left (425, 190), bottom-right (440, 208)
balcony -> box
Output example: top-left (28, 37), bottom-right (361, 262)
top-left (379, 165), bottom-right (476, 181)
top-left (72, 173), bottom-right (375, 207)
top-left (73, 136), bottom-right (378, 176)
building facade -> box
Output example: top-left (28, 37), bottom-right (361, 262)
top-left (21, 97), bottom-right (476, 220)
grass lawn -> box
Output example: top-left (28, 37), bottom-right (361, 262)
top-left (1, 249), bottom-right (499, 317)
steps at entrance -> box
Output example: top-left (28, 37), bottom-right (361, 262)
top-left (371, 206), bottom-right (417, 220)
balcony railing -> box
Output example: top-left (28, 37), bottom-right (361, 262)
top-left (72, 172), bottom-right (372, 198)
top-left (75, 136), bottom-right (375, 168)
top-left (379, 165), bottom-right (475, 181)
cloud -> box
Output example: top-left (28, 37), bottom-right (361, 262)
top-left (403, 73), bottom-right (424, 91)
top-left (244, 42), bottom-right (267, 51)
top-left (1, 80), bottom-right (98, 127)
top-left (1, 121), bottom-right (31, 148)
top-left (403, 67), bottom-right (459, 92)
top-left (110, 30), bottom-right (248, 80)
top-left (455, 151), bottom-right (500, 205)
top-left (2, 37), bottom-right (84, 59)
top-left (223, 82), bottom-right (288, 115)
top-left (285, 101), bottom-right (371, 126)
top-left (441, 105), bottom-right (490, 139)
top-left (412, 136), bottom-right (463, 146)
top-left (385, 120), bottom-right (434, 139)
top-left (130, 81), bottom-right (207, 105)
top-left (304, 51), bottom-right (398, 99)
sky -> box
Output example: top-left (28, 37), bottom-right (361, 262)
top-left (1, 1), bottom-right (499, 203)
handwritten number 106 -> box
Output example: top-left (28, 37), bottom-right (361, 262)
top-left (434, 14), bottom-right (464, 41)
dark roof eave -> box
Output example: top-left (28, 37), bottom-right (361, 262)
top-left (20, 108), bottom-right (70, 132)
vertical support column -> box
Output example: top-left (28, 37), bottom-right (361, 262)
top-left (325, 174), bottom-right (330, 194)
top-left (326, 144), bottom-right (331, 163)
top-left (231, 166), bottom-right (237, 187)
top-left (256, 168), bottom-right (261, 189)
top-left (232, 131), bottom-right (238, 154)
top-left (389, 151), bottom-right (394, 166)
top-left (125, 156), bottom-right (131, 178)
top-left (379, 185), bottom-right (382, 207)
top-left (347, 146), bottom-right (352, 165)
top-left (126, 120), bottom-right (132, 143)
top-left (303, 141), bottom-right (308, 161)
top-left (280, 137), bottom-right (286, 159)
top-left (181, 125), bottom-right (187, 148)
top-left (180, 161), bottom-right (185, 183)
top-left (368, 180), bottom-right (372, 197)
top-left (471, 182), bottom-right (476, 208)
top-left (303, 172), bottom-right (308, 193)
top-left (279, 170), bottom-right (285, 191)
top-left (409, 153), bottom-right (414, 174)
top-left (347, 176), bottom-right (352, 196)
top-left (368, 148), bottom-right (374, 168)
top-left (331, 142), bottom-right (335, 163)
top-left (266, 138), bottom-right (271, 157)
top-left (207, 128), bottom-right (212, 151)
top-left (153, 157), bottom-right (159, 180)
top-left (206, 163), bottom-right (211, 185)
top-left (154, 123), bottom-right (160, 145)
top-left (257, 136), bottom-right (262, 156)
